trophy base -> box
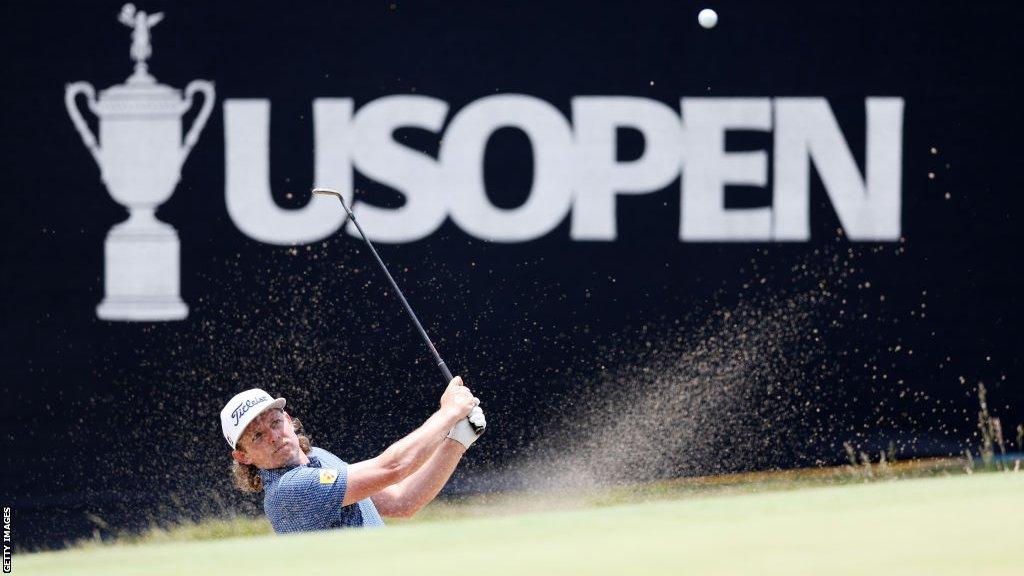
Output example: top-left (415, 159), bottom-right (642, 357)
top-left (98, 219), bottom-right (189, 322)
top-left (97, 297), bottom-right (189, 321)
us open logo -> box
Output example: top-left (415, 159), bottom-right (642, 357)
top-left (66, 5), bottom-right (904, 323)
top-left (65, 4), bottom-right (213, 323)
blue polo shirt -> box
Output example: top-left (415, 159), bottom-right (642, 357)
top-left (258, 446), bottom-right (385, 533)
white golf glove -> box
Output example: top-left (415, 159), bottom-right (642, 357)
top-left (447, 406), bottom-right (486, 448)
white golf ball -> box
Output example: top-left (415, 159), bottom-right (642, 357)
top-left (698, 8), bottom-right (718, 29)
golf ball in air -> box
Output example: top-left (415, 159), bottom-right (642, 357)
top-left (698, 8), bottom-right (718, 29)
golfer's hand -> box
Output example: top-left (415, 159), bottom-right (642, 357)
top-left (439, 376), bottom-right (479, 420)
top-left (447, 406), bottom-right (486, 449)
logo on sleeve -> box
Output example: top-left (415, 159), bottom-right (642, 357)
top-left (319, 468), bottom-right (338, 485)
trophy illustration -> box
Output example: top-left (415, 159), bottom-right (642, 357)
top-left (65, 4), bottom-right (214, 321)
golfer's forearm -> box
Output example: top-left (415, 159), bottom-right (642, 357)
top-left (378, 409), bottom-right (460, 480)
top-left (389, 439), bottom-right (465, 515)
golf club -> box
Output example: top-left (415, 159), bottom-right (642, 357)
top-left (313, 187), bottom-right (484, 433)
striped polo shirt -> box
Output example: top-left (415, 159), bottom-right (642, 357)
top-left (258, 446), bottom-right (385, 533)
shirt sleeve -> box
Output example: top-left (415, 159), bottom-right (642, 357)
top-left (271, 463), bottom-right (349, 532)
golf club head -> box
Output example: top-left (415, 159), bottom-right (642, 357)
top-left (311, 187), bottom-right (344, 199)
top-left (312, 187), bottom-right (352, 215)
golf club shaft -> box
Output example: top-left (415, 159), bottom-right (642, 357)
top-left (313, 188), bottom-right (454, 385)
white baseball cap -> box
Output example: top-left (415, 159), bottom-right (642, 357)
top-left (220, 388), bottom-right (286, 449)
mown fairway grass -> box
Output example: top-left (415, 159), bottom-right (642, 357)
top-left (19, 472), bottom-right (1023, 575)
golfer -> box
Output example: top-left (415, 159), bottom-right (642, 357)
top-left (220, 377), bottom-right (486, 533)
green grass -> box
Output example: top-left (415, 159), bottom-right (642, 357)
top-left (61, 457), bottom-right (969, 547)
top-left (18, 471), bottom-right (1023, 575)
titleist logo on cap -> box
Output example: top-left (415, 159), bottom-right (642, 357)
top-left (231, 395), bottom-right (269, 426)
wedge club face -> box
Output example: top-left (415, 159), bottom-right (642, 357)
top-left (313, 187), bottom-right (356, 219)
top-left (312, 187), bottom-right (343, 199)
top-left (312, 187), bottom-right (348, 208)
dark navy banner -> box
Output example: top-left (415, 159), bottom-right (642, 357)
top-left (2, 0), bottom-right (1021, 549)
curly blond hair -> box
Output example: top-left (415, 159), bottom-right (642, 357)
top-left (231, 410), bottom-right (312, 493)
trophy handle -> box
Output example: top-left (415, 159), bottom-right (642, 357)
top-left (64, 81), bottom-right (102, 167)
top-left (180, 80), bottom-right (215, 164)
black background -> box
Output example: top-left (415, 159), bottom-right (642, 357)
top-left (1, 0), bottom-right (1022, 549)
